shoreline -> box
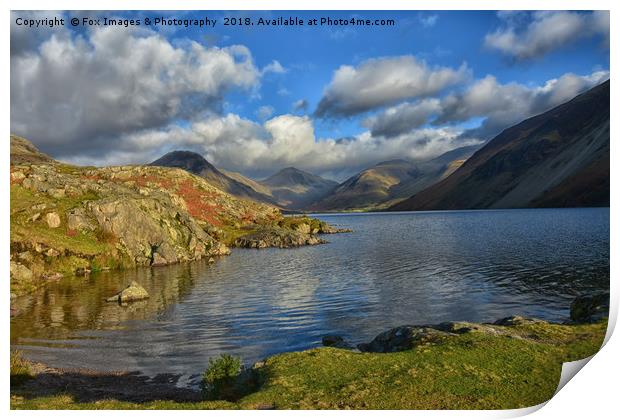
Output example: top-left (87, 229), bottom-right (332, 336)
top-left (11, 294), bottom-right (609, 410)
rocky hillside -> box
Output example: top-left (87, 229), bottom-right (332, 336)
top-left (260, 167), bottom-right (338, 210)
top-left (311, 146), bottom-right (478, 211)
top-left (391, 80), bottom-right (610, 211)
top-left (151, 152), bottom-right (339, 211)
top-left (10, 136), bottom-right (340, 296)
top-left (150, 151), bottom-right (276, 205)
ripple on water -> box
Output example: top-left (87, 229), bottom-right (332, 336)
top-left (11, 208), bottom-right (609, 378)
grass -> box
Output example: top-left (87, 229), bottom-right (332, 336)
top-left (10, 320), bottom-right (607, 410)
top-left (10, 351), bottom-right (34, 387)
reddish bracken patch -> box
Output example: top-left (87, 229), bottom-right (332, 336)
top-left (176, 179), bottom-right (223, 226)
top-left (241, 210), bottom-right (256, 224)
top-left (66, 229), bottom-right (77, 237)
top-left (126, 174), bottom-right (174, 189)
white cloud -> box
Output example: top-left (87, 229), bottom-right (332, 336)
top-left (484, 11), bottom-right (610, 60)
top-left (435, 70), bottom-right (609, 139)
top-left (11, 25), bottom-right (261, 157)
top-left (261, 60), bottom-right (287, 75)
top-left (255, 105), bottom-right (275, 121)
top-left (62, 113), bottom-right (478, 180)
top-left (315, 56), bottom-right (470, 117)
top-left (362, 70), bottom-right (608, 140)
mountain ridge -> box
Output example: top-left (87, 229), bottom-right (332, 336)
top-left (390, 80), bottom-right (610, 211)
top-left (310, 145), bottom-right (480, 211)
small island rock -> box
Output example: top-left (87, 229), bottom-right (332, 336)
top-left (106, 281), bottom-right (150, 304)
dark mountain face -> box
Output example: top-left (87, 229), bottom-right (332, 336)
top-left (310, 145), bottom-right (479, 211)
top-left (260, 167), bottom-right (338, 210)
top-left (262, 167), bottom-right (338, 188)
top-left (390, 80), bottom-right (610, 211)
top-left (151, 151), bottom-right (217, 175)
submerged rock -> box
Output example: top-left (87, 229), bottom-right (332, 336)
top-left (106, 281), bottom-right (150, 304)
top-left (570, 293), bottom-right (609, 323)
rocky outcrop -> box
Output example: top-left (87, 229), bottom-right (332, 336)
top-left (321, 335), bottom-right (354, 350)
top-left (570, 293), bottom-right (609, 323)
top-left (357, 326), bottom-right (457, 353)
top-left (87, 197), bottom-right (223, 266)
top-left (10, 136), bottom-right (347, 296)
top-left (234, 228), bottom-right (325, 249)
top-left (106, 281), bottom-right (149, 303)
top-left (355, 294), bottom-right (608, 353)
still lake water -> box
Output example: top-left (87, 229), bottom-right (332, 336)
top-left (11, 208), bottom-right (609, 382)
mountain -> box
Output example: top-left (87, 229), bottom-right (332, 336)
top-left (260, 167), bottom-right (339, 210)
top-left (150, 151), bottom-right (276, 205)
top-left (11, 137), bottom-right (340, 296)
top-left (310, 145), bottom-right (479, 211)
top-left (390, 80), bottom-right (610, 211)
top-left (10, 135), bottom-right (54, 165)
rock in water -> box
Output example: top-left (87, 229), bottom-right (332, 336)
top-left (233, 227), bottom-right (325, 249)
top-left (321, 335), bottom-right (354, 349)
top-left (570, 293), bottom-right (609, 323)
top-left (106, 281), bottom-right (149, 303)
top-left (358, 326), bottom-right (456, 353)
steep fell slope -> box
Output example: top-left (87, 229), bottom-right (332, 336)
top-left (391, 80), bottom-right (610, 210)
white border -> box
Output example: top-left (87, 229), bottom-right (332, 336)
top-left (3, 1), bottom-right (617, 419)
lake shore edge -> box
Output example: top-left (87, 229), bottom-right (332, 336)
top-left (11, 294), bottom-right (609, 410)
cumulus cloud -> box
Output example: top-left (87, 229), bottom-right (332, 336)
top-left (315, 56), bottom-right (469, 117)
top-left (11, 25), bottom-right (261, 157)
top-left (62, 113), bottom-right (478, 180)
top-left (363, 99), bottom-right (441, 138)
top-left (361, 70), bottom-right (608, 140)
top-left (484, 11), bottom-right (610, 60)
top-left (435, 70), bottom-right (609, 139)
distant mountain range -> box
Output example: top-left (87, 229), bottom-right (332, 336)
top-left (150, 151), bottom-right (277, 205)
top-left (150, 146), bottom-right (479, 212)
top-left (390, 80), bottom-right (610, 211)
top-left (150, 80), bottom-right (609, 212)
top-left (309, 145), bottom-right (478, 211)
top-left (260, 167), bottom-right (338, 210)
top-left (151, 152), bottom-right (337, 210)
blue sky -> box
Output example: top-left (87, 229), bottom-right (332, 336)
top-left (11, 10), bottom-right (610, 180)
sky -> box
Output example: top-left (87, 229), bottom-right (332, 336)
top-left (10, 10), bottom-right (610, 181)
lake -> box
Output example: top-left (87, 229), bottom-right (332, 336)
top-left (11, 208), bottom-right (610, 384)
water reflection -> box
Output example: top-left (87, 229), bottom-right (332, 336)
top-left (11, 208), bottom-right (609, 379)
